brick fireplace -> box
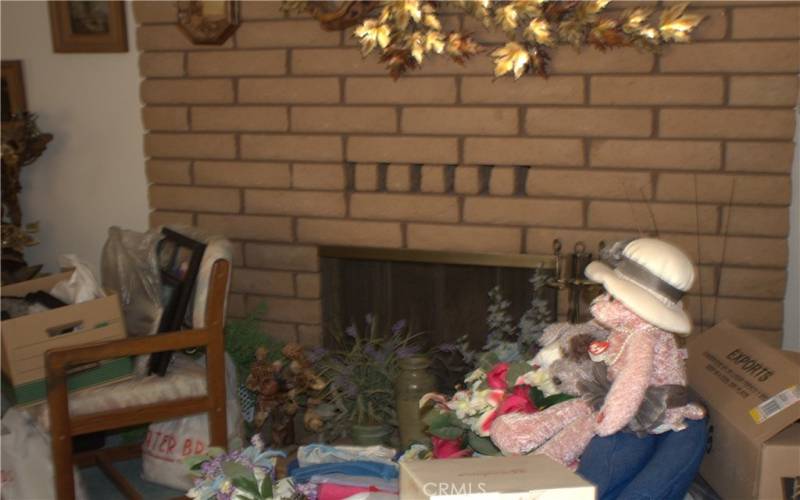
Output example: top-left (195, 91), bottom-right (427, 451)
top-left (135, 1), bottom-right (798, 345)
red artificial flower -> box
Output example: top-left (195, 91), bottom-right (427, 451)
top-left (431, 435), bottom-right (472, 459)
top-left (476, 386), bottom-right (538, 436)
top-left (486, 362), bottom-right (510, 390)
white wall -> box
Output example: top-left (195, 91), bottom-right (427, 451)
top-left (1, 0), bottom-right (148, 275)
top-left (783, 106), bottom-right (800, 351)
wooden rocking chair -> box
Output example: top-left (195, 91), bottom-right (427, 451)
top-left (45, 259), bottom-right (231, 500)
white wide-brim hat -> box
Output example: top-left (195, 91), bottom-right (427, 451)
top-left (585, 238), bottom-right (695, 335)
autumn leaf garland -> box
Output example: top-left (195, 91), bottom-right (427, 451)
top-left (284, 0), bottom-right (704, 80)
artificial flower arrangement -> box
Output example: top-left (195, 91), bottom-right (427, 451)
top-left (420, 356), bottom-right (573, 458)
top-left (185, 435), bottom-right (293, 500)
top-left (311, 316), bottom-right (425, 442)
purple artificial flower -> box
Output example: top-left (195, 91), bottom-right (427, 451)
top-left (396, 344), bottom-right (421, 359)
top-left (307, 346), bottom-right (327, 362)
top-left (391, 319), bottom-right (407, 334)
top-left (345, 325), bottom-right (358, 339)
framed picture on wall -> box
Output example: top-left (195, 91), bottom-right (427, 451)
top-left (48, 1), bottom-right (128, 53)
top-left (1, 60), bottom-right (26, 123)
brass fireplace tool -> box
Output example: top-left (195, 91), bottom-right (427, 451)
top-left (546, 239), bottom-right (605, 323)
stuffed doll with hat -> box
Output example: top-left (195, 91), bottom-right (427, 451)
top-left (491, 238), bottom-right (706, 467)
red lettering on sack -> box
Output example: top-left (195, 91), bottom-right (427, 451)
top-left (183, 439), bottom-right (193, 456)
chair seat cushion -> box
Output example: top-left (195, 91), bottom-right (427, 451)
top-left (33, 354), bottom-right (207, 431)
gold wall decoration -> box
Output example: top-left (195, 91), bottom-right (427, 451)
top-left (177, 0), bottom-right (240, 45)
top-left (283, 1), bottom-right (704, 79)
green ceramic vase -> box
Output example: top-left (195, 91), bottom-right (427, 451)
top-left (395, 355), bottom-right (436, 449)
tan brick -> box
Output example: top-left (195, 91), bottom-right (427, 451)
top-left (254, 320), bottom-right (298, 344)
top-left (187, 50), bottom-right (285, 76)
top-left (461, 16), bottom-right (508, 44)
top-left (346, 77), bottom-right (456, 104)
top-left (192, 106), bottom-right (288, 132)
top-left (197, 214), bottom-right (293, 242)
top-left (132, 1), bottom-right (177, 23)
top-left (144, 133), bottom-right (236, 159)
top-left (721, 206), bottom-right (789, 237)
top-left (245, 190), bottom-right (346, 217)
top-left (146, 160), bottom-right (191, 184)
top-left (229, 242), bottom-right (245, 267)
top-left (590, 140), bottom-right (721, 170)
top-left (732, 6), bottom-right (800, 39)
top-left (550, 47), bottom-right (654, 73)
top-left (660, 109), bottom-right (795, 139)
top-left (464, 198), bottom-right (584, 227)
top-left (525, 228), bottom-right (639, 255)
top-left (718, 268), bottom-right (787, 299)
top-left (461, 76), bottom-right (584, 104)
top-left (525, 108), bottom-right (652, 137)
top-left (527, 170), bottom-right (652, 199)
top-left (588, 202), bottom-right (718, 233)
top-left (455, 166), bottom-right (481, 194)
top-left (241, 135), bottom-right (343, 162)
top-left (293, 49), bottom-right (386, 75)
top-left (729, 76), bottom-right (799, 106)
top-left (142, 107), bottom-right (188, 131)
top-left (656, 174), bottom-right (791, 206)
top-left (194, 161), bottom-right (291, 188)
top-left (661, 234), bottom-right (788, 267)
top-left (402, 107), bottom-right (518, 135)
top-left (232, 268), bottom-right (295, 296)
top-left (239, 78), bottom-right (340, 104)
top-left (464, 138), bottom-right (583, 166)
top-left (149, 210), bottom-right (193, 228)
top-left (298, 324), bottom-right (323, 346)
top-left (297, 219), bottom-right (403, 247)
top-left (137, 25), bottom-right (233, 51)
top-left (139, 52), bottom-right (184, 77)
top-left (711, 298), bottom-right (783, 330)
top-left (241, 1), bottom-right (288, 20)
top-left (407, 224), bottom-right (521, 253)
top-left (386, 164), bottom-right (411, 192)
top-left (590, 76), bottom-right (723, 105)
top-left (348, 137), bottom-right (458, 164)
top-left (245, 244), bottom-right (319, 271)
top-left (226, 293), bottom-right (246, 318)
top-left (292, 106), bottom-right (396, 133)
top-left (296, 273), bottom-right (321, 299)
top-left (691, 8), bottom-right (728, 40)
top-left (350, 193), bottom-right (459, 223)
top-left (726, 142), bottom-right (795, 173)
top-left (292, 163), bottom-right (345, 190)
top-left (254, 297), bottom-right (322, 324)
top-left (355, 163), bottom-right (379, 191)
top-left (489, 167), bottom-right (515, 196)
top-left (660, 42), bottom-right (800, 73)
top-left (149, 185), bottom-right (240, 213)
top-left (141, 79), bottom-right (233, 104)
top-left (421, 165), bottom-right (447, 193)
top-left (236, 21), bottom-right (340, 48)
top-left (410, 54), bottom-right (495, 75)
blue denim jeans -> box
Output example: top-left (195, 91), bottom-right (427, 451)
top-left (577, 418), bottom-right (708, 500)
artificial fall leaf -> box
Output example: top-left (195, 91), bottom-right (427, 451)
top-left (445, 32), bottom-right (480, 63)
top-left (659, 3), bottom-right (703, 43)
top-left (588, 19), bottom-right (624, 49)
top-left (495, 5), bottom-right (519, 32)
top-left (380, 48), bottom-right (419, 79)
top-left (524, 18), bottom-right (553, 46)
top-left (409, 31), bottom-right (426, 63)
top-left (425, 30), bottom-right (446, 54)
top-left (422, 4), bottom-right (442, 31)
top-left (491, 42), bottom-right (530, 79)
top-left (584, 0), bottom-right (611, 16)
top-left (354, 19), bottom-right (392, 56)
top-left (529, 46), bottom-right (551, 78)
top-left (389, 0), bottom-right (423, 31)
top-left (623, 7), bottom-right (654, 32)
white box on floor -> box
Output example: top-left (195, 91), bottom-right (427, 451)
top-left (399, 454), bottom-right (595, 499)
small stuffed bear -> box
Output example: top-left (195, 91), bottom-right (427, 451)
top-left (531, 321), bottom-right (608, 397)
top-left (491, 238), bottom-right (706, 467)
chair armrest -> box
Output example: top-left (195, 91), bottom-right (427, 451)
top-left (45, 327), bottom-right (211, 374)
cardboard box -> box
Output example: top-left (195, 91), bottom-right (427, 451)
top-left (687, 321), bottom-right (800, 500)
top-left (399, 454), bottom-right (596, 499)
top-left (1, 272), bottom-right (132, 405)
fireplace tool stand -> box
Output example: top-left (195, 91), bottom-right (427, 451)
top-left (546, 239), bottom-right (604, 324)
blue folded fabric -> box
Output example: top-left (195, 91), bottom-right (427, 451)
top-left (289, 460), bottom-right (399, 483)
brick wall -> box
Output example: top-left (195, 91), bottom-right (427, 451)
top-left (135, 1), bottom-right (799, 344)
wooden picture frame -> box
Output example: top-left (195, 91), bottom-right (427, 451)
top-left (1, 61), bottom-right (27, 123)
top-left (48, 1), bottom-right (128, 53)
top-left (177, 0), bottom-right (240, 45)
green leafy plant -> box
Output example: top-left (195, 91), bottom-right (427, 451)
top-left (314, 316), bottom-right (424, 440)
top-left (225, 303), bottom-right (285, 381)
